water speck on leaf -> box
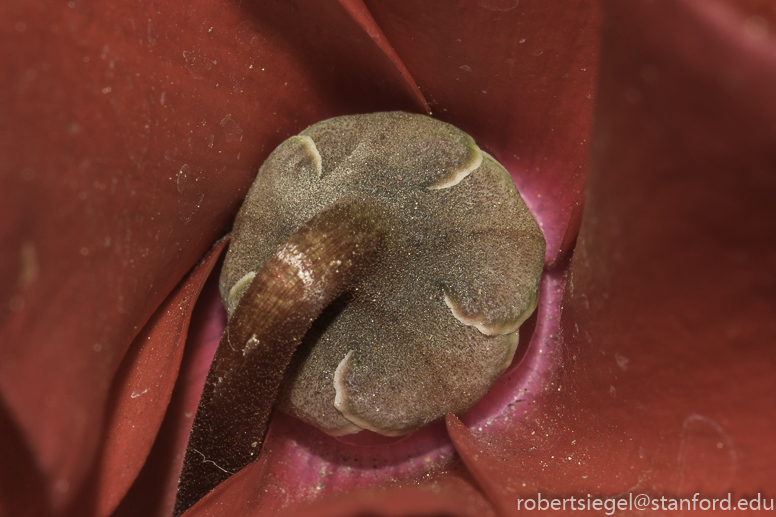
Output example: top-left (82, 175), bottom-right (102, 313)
top-left (220, 114), bottom-right (244, 143)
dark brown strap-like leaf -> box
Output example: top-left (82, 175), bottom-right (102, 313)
top-left (173, 201), bottom-right (388, 516)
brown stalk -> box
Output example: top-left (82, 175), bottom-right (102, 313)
top-left (173, 201), bottom-right (388, 516)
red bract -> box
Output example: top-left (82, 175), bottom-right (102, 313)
top-left (1, 0), bottom-right (774, 516)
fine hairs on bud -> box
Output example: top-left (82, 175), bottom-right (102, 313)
top-left (221, 111), bottom-right (545, 437)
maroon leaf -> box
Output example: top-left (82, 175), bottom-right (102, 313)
top-left (559, 0), bottom-right (776, 495)
top-left (0, 0), bottom-right (427, 509)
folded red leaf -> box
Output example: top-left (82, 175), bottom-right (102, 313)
top-left (64, 239), bottom-right (227, 517)
top-left (446, 413), bottom-right (519, 517)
